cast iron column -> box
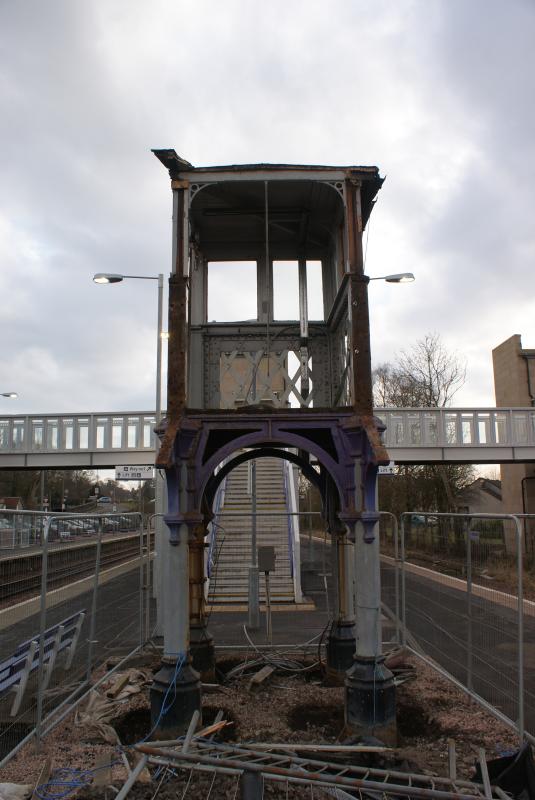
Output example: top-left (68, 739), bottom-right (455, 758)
top-left (343, 178), bottom-right (396, 743)
top-left (344, 470), bottom-right (396, 744)
top-left (189, 522), bottom-right (215, 681)
top-left (150, 463), bottom-right (202, 736)
top-left (326, 524), bottom-right (356, 682)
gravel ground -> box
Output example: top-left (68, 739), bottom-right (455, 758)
top-left (0, 650), bottom-right (521, 798)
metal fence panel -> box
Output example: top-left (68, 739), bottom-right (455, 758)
top-left (0, 511), bottom-right (145, 767)
top-left (400, 512), bottom-right (524, 741)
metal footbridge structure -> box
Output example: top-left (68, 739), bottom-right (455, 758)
top-left (1, 407), bottom-right (535, 469)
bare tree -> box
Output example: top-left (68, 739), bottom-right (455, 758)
top-left (374, 333), bottom-right (473, 514)
top-left (374, 333), bottom-right (466, 408)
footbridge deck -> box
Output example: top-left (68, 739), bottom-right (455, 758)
top-left (0, 407), bottom-right (534, 468)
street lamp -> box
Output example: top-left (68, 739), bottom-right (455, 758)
top-left (1, 392), bottom-right (18, 398)
top-left (92, 273), bottom-right (164, 422)
top-left (369, 272), bottom-right (415, 283)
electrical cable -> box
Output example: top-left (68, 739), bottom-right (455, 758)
top-left (35, 762), bottom-right (121, 800)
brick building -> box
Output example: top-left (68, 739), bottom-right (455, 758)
top-left (492, 334), bottom-right (535, 518)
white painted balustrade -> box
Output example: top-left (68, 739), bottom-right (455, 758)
top-left (0, 408), bottom-right (534, 466)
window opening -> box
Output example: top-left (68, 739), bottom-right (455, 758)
top-left (306, 260), bottom-right (324, 320)
top-left (273, 260), bottom-right (324, 321)
top-left (207, 261), bottom-right (257, 322)
top-left (273, 261), bottom-right (299, 320)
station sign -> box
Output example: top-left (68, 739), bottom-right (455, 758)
top-left (115, 465), bottom-right (154, 481)
top-left (378, 461), bottom-right (396, 475)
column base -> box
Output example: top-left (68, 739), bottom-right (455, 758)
top-left (325, 621), bottom-right (356, 685)
top-left (190, 623), bottom-right (216, 682)
top-left (344, 656), bottom-right (397, 745)
top-left (150, 656), bottom-right (202, 738)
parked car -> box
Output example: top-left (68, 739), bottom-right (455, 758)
top-left (101, 516), bottom-right (120, 532)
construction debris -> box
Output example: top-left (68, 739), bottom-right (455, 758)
top-left (248, 664), bottom-right (275, 692)
top-left (131, 737), bottom-right (509, 799)
top-left (0, 785), bottom-right (33, 800)
top-left (74, 669), bottom-right (150, 744)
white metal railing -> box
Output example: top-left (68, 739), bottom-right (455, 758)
top-left (0, 408), bottom-right (534, 456)
top-left (375, 407), bottom-right (535, 449)
top-left (0, 413), bottom-right (157, 455)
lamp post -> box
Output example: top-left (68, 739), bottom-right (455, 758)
top-left (93, 271), bottom-right (165, 638)
top-left (368, 272), bottom-right (415, 283)
top-left (1, 392), bottom-right (18, 398)
top-left (93, 273), bottom-right (164, 423)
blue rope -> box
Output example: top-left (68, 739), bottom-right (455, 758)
top-left (136, 651), bottom-right (187, 744)
top-left (35, 763), bottom-right (121, 800)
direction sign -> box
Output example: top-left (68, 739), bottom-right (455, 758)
top-left (115, 465), bottom-right (154, 481)
top-left (378, 461), bottom-right (396, 475)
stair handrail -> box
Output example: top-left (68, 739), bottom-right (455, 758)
top-left (207, 463), bottom-right (227, 579)
top-left (282, 458), bottom-right (303, 602)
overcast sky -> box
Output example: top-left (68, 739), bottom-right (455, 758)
top-left (1, 0), bottom-right (534, 415)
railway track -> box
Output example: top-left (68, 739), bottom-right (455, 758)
top-left (0, 534), bottom-right (152, 607)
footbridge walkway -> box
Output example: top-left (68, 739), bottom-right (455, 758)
top-left (1, 407), bottom-right (535, 469)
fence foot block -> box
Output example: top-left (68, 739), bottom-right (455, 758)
top-left (344, 655), bottom-right (397, 745)
top-left (150, 656), bottom-right (201, 738)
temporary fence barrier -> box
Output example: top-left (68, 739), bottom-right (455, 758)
top-left (399, 511), bottom-right (527, 745)
top-left (0, 511), bottom-right (146, 768)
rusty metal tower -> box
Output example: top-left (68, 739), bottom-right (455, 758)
top-left (151, 151), bottom-right (395, 742)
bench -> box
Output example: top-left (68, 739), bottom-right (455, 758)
top-left (0, 609), bottom-right (86, 716)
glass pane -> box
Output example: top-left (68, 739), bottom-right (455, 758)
top-left (47, 420), bottom-right (59, 449)
top-left (78, 421), bottom-right (89, 449)
top-left (0, 420), bottom-right (8, 449)
top-left (461, 414), bottom-right (473, 444)
top-left (477, 414), bottom-right (490, 444)
top-left (112, 417), bottom-right (123, 448)
top-left (495, 413), bottom-right (508, 444)
top-left (32, 421), bottom-right (43, 449)
top-left (423, 413), bottom-right (438, 444)
top-left (143, 417), bottom-right (155, 448)
top-left (408, 414), bottom-right (421, 444)
top-left (273, 261), bottom-right (299, 320)
top-left (127, 417), bottom-right (138, 448)
top-left (207, 261), bottom-right (257, 322)
top-left (513, 413), bottom-right (527, 442)
top-left (96, 418), bottom-right (107, 449)
top-left (63, 420), bottom-right (74, 450)
top-left (13, 420), bottom-right (24, 448)
top-left (444, 414), bottom-right (457, 444)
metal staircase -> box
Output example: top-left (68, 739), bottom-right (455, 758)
top-left (207, 458), bottom-right (297, 604)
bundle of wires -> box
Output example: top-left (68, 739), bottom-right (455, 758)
top-left (223, 624), bottom-right (326, 683)
top-left (35, 763), bottom-right (121, 800)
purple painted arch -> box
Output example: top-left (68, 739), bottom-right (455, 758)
top-left (203, 446), bottom-right (325, 513)
top-left (197, 427), bottom-right (351, 514)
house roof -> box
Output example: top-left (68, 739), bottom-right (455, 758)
top-left (0, 497), bottom-right (23, 509)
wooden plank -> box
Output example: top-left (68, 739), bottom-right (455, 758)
top-left (196, 720), bottom-right (233, 739)
top-left (447, 739), bottom-right (457, 781)
top-left (248, 665), bottom-right (274, 691)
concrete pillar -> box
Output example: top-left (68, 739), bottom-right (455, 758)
top-left (344, 510), bottom-right (396, 744)
top-left (344, 466), bottom-right (396, 744)
top-left (150, 464), bottom-right (201, 737)
top-left (326, 527), bottom-right (356, 682)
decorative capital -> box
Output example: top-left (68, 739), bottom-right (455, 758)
top-left (339, 510), bottom-right (380, 543)
top-left (164, 511), bottom-right (204, 545)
